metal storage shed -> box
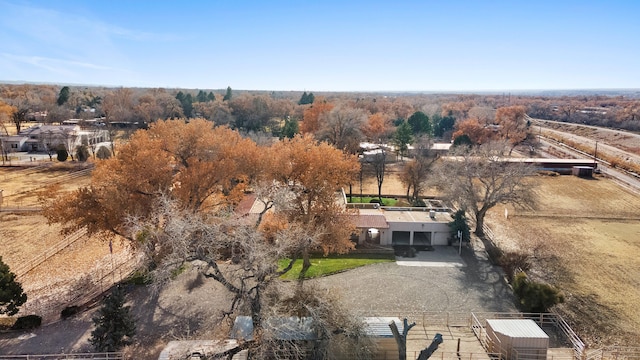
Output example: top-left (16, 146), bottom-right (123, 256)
top-left (362, 317), bottom-right (404, 359)
top-left (486, 319), bottom-right (549, 360)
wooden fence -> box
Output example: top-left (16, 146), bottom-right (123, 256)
top-left (14, 227), bottom-right (88, 278)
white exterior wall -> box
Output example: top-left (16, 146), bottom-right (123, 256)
top-left (380, 222), bottom-right (450, 246)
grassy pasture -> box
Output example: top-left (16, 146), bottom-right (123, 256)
top-left (486, 175), bottom-right (640, 346)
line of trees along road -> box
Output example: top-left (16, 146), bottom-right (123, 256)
top-left (41, 119), bottom-right (374, 358)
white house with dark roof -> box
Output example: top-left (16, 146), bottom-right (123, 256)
top-left (0, 124), bottom-right (109, 153)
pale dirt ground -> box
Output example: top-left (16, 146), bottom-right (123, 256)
top-left (538, 120), bottom-right (640, 156)
top-left (486, 175), bottom-right (640, 347)
top-left (536, 121), bottom-right (640, 170)
top-left (0, 165), bottom-right (135, 324)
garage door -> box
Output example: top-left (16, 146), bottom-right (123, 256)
top-left (391, 231), bottom-right (410, 245)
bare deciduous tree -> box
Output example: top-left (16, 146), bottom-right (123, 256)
top-left (318, 105), bottom-right (367, 154)
top-left (436, 141), bottom-right (537, 236)
top-left (126, 197), bottom-right (372, 359)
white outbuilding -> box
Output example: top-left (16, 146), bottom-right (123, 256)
top-left (486, 319), bottom-right (549, 360)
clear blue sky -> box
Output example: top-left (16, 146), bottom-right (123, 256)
top-left (1, 0), bottom-right (638, 92)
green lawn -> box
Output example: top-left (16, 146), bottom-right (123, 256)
top-left (278, 253), bottom-right (394, 280)
top-left (347, 196), bottom-right (399, 206)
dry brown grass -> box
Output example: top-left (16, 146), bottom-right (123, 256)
top-left (1, 163), bottom-right (92, 207)
top-left (0, 165), bottom-right (135, 323)
top-left (486, 175), bottom-right (640, 347)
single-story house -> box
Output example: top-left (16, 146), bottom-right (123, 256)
top-left (354, 208), bottom-right (452, 247)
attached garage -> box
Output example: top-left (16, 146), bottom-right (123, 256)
top-left (486, 319), bottom-right (549, 360)
top-left (391, 231), bottom-right (411, 245)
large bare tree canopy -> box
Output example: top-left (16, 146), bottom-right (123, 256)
top-left (40, 119), bottom-right (368, 357)
top-left (437, 142), bottom-right (537, 236)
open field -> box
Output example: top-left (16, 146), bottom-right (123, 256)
top-left (485, 175), bottom-right (640, 346)
top-left (0, 165), bottom-right (135, 323)
top-left (0, 163), bottom-right (92, 208)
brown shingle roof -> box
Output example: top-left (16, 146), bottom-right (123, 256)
top-left (354, 214), bottom-right (389, 229)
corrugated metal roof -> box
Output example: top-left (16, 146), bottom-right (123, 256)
top-left (232, 316), bottom-right (317, 341)
top-left (362, 317), bottom-right (404, 338)
top-left (486, 319), bottom-right (549, 339)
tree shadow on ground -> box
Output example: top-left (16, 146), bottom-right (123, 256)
top-left (458, 245), bottom-right (517, 312)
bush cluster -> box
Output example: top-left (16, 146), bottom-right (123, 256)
top-left (499, 251), bottom-right (532, 283)
top-left (11, 315), bottom-right (42, 330)
top-left (512, 272), bottom-right (564, 313)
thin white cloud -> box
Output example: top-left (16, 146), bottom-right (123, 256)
top-left (2, 53), bottom-right (114, 72)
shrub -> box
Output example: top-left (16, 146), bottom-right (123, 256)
top-left (75, 145), bottom-right (90, 162)
top-left (11, 315), bottom-right (42, 330)
top-left (61, 305), bottom-right (81, 319)
top-left (56, 145), bottom-right (68, 162)
top-left (96, 146), bottom-right (112, 160)
top-left (499, 252), bottom-right (531, 283)
top-left (512, 272), bottom-right (564, 313)
top-left (124, 270), bottom-right (151, 286)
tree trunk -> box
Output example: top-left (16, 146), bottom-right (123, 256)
top-left (298, 250), bottom-right (311, 282)
top-left (389, 318), bottom-right (416, 360)
top-left (474, 210), bottom-right (486, 236)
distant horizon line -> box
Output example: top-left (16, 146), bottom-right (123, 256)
top-left (2, 80), bottom-right (639, 95)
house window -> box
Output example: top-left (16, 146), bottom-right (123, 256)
top-left (11, 144), bottom-right (17, 148)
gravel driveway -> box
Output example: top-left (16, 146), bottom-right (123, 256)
top-left (312, 245), bottom-right (516, 315)
top-left (0, 244), bottom-right (515, 357)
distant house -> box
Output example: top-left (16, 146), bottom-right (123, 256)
top-left (0, 135), bottom-right (28, 153)
top-left (0, 124), bottom-right (109, 153)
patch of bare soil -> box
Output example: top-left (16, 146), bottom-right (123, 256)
top-left (485, 175), bottom-right (640, 347)
top-left (542, 121), bottom-right (640, 158)
top-left (357, 161), bottom-right (440, 198)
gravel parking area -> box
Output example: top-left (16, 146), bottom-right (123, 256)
top-left (312, 245), bottom-right (516, 315)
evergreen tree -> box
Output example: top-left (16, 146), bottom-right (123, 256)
top-left (448, 210), bottom-right (470, 243)
top-left (223, 86), bottom-right (232, 101)
top-left (298, 92), bottom-right (315, 105)
top-left (89, 286), bottom-right (136, 352)
top-left (0, 256), bottom-right (27, 316)
top-left (183, 93), bottom-right (193, 117)
top-left (407, 111), bottom-right (432, 135)
top-left (433, 114), bottom-right (455, 137)
top-left (196, 90), bottom-right (207, 103)
top-left (176, 91), bottom-right (193, 117)
top-left (207, 91), bottom-right (215, 102)
top-left (298, 92), bottom-right (309, 105)
top-left (393, 121), bottom-right (413, 158)
top-left (452, 134), bottom-right (473, 147)
top-left (280, 117), bottom-right (299, 139)
top-left (57, 86), bottom-right (70, 106)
